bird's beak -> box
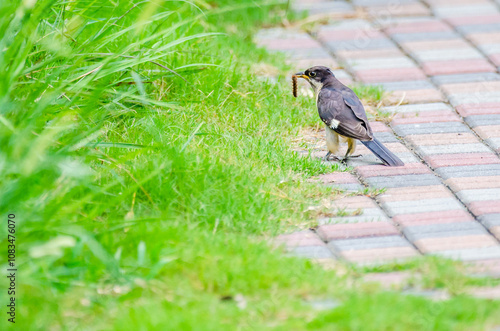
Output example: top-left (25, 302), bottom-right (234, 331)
top-left (294, 72), bottom-right (309, 80)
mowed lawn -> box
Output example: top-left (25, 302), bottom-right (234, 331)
top-left (1, 0), bottom-right (499, 330)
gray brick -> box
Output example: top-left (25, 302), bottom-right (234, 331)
top-left (278, 48), bottom-right (332, 60)
top-left (456, 188), bottom-right (500, 204)
top-left (477, 44), bottom-right (500, 56)
top-left (347, 152), bottom-right (419, 167)
top-left (404, 222), bottom-right (488, 241)
top-left (392, 31), bottom-right (459, 42)
top-left (383, 102), bottom-right (452, 114)
top-left (328, 236), bottom-right (411, 251)
top-left (382, 198), bottom-right (464, 217)
top-left (375, 80), bottom-right (435, 91)
top-left (435, 164), bottom-right (500, 179)
top-left (289, 246), bottom-right (334, 259)
top-left (393, 122), bottom-right (470, 136)
top-left (432, 4), bottom-right (498, 18)
top-left (431, 73), bottom-right (500, 85)
top-left (327, 183), bottom-right (365, 191)
top-left (324, 39), bottom-right (396, 52)
top-left (373, 131), bottom-right (400, 143)
top-left (432, 246), bottom-right (500, 261)
top-left (485, 138), bottom-right (500, 152)
top-left (478, 213), bottom-right (500, 228)
top-left (413, 48), bottom-right (483, 63)
top-left (415, 143), bottom-right (491, 156)
top-left (448, 92), bottom-right (500, 107)
top-left (456, 24), bottom-right (500, 34)
top-left (465, 115), bottom-right (500, 127)
top-left (346, 57), bottom-right (416, 70)
top-left (365, 174), bottom-right (442, 189)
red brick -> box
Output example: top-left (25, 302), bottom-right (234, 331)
top-left (445, 14), bottom-right (500, 27)
top-left (370, 121), bottom-right (391, 132)
top-left (468, 32), bottom-right (500, 45)
top-left (384, 21), bottom-right (451, 35)
top-left (414, 235), bottom-right (498, 253)
top-left (317, 222), bottom-right (399, 241)
top-left (341, 246), bottom-right (418, 263)
top-left (337, 49), bottom-right (404, 60)
top-left (468, 258), bottom-right (500, 276)
top-left (333, 196), bottom-right (378, 209)
top-left (367, 3), bottom-right (429, 17)
top-left (401, 39), bottom-right (469, 52)
top-left (445, 176), bottom-right (500, 191)
top-left (379, 185), bottom-right (454, 203)
top-left (406, 133), bottom-right (478, 146)
top-left (392, 210), bottom-right (474, 227)
top-left (388, 89), bottom-right (444, 104)
top-left (274, 231), bottom-right (325, 247)
top-left (468, 200), bottom-right (500, 216)
top-left (422, 59), bottom-right (496, 76)
top-left (424, 153), bottom-right (500, 168)
top-left (391, 110), bottom-right (461, 126)
top-left (316, 172), bottom-right (359, 184)
top-left (356, 68), bottom-right (426, 83)
top-left (489, 54), bottom-right (500, 67)
top-left (456, 103), bottom-right (500, 117)
top-left (491, 226), bottom-right (500, 240)
top-left (355, 163), bottom-right (430, 177)
top-left (441, 81), bottom-right (500, 95)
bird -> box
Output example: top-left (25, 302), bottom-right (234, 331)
top-left (294, 66), bottom-right (404, 167)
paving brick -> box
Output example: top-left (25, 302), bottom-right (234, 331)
top-left (401, 39), bottom-right (470, 52)
top-left (316, 222), bottom-right (399, 241)
top-left (489, 53), bottom-right (500, 66)
top-left (318, 29), bottom-right (386, 42)
top-left (445, 14), bottom-right (500, 27)
top-left (432, 73), bottom-right (500, 86)
top-left (432, 4), bottom-right (499, 18)
top-left (435, 164), bottom-right (500, 179)
top-left (382, 198), bottom-right (464, 217)
top-left (362, 271), bottom-right (413, 288)
top-left (456, 23), bottom-right (500, 34)
top-left (384, 21), bottom-right (451, 35)
top-left (345, 57), bottom-right (416, 71)
top-left (373, 131), bottom-right (400, 143)
top-left (456, 102), bottom-right (500, 116)
top-left (485, 137), bottom-right (500, 152)
top-left (278, 48), bottom-right (332, 60)
top-left (391, 110), bottom-right (461, 126)
top-left (445, 176), bottom-right (500, 191)
top-left (468, 258), bottom-right (500, 278)
top-left (257, 38), bottom-right (323, 50)
top-left (440, 81), bottom-right (500, 95)
top-left (424, 153), bottom-right (500, 168)
top-left (293, 1), bottom-right (355, 16)
top-left (392, 31), bottom-right (460, 43)
top-left (467, 285), bottom-right (500, 299)
top-left (379, 185), bottom-right (453, 203)
top-left (316, 172), bottom-right (360, 185)
top-left (403, 222), bottom-right (488, 241)
top-left (339, 246), bottom-right (418, 263)
top-left (465, 114), bottom-right (500, 127)
top-left (336, 49), bottom-right (405, 60)
top-left (412, 48), bottom-right (484, 63)
top-left (433, 246), bottom-right (500, 261)
top-left (393, 210), bottom-right (474, 227)
top-left (414, 234), bottom-right (499, 253)
top-left (478, 213), bottom-right (500, 229)
top-left (333, 195), bottom-right (378, 209)
top-left (388, 89), bottom-right (445, 104)
top-left (376, 80), bottom-right (435, 91)
top-left (422, 59), bottom-right (497, 76)
top-left (393, 122), bottom-right (470, 136)
top-left (275, 231), bottom-right (325, 247)
top-left (328, 236), bottom-right (411, 251)
top-left (289, 246), bottom-right (335, 259)
top-left (383, 102), bottom-right (452, 114)
top-left (448, 92), bottom-right (500, 107)
top-left (457, 188), bottom-right (500, 204)
top-left (370, 121), bottom-right (392, 132)
top-left (477, 44), bottom-right (500, 56)
top-left (289, 58), bottom-right (339, 72)
top-left (346, 152), bottom-right (419, 168)
top-left (365, 174), bottom-right (442, 189)
top-left (415, 143), bottom-right (492, 156)
top-left (324, 39), bottom-right (396, 52)
top-left (405, 133), bottom-right (479, 146)
top-left (355, 163), bottom-right (430, 178)
top-left (355, 68), bottom-right (426, 83)
top-left (469, 200), bottom-right (500, 216)
top-left (318, 208), bottom-right (389, 224)
top-left (467, 32), bottom-right (500, 45)
top-left (365, 3), bottom-right (430, 17)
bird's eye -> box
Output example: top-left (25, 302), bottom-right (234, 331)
top-left (309, 71), bottom-right (316, 77)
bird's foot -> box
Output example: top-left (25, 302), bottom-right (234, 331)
top-left (349, 154), bottom-right (363, 158)
top-left (323, 152), bottom-right (341, 162)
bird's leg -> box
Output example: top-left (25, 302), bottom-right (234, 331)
top-left (323, 151), bottom-right (331, 161)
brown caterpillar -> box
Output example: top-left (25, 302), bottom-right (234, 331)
top-left (292, 75), bottom-right (298, 98)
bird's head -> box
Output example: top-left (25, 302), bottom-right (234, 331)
top-left (294, 66), bottom-right (335, 93)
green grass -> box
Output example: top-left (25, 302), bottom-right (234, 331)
top-left (1, 0), bottom-right (499, 330)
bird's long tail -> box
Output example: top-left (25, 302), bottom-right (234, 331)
top-left (361, 137), bottom-right (404, 167)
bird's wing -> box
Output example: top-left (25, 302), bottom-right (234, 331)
top-left (317, 88), bottom-right (372, 141)
top-left (340, 88), bottom-right (373, 137)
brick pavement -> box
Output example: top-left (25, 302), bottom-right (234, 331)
top-left (257, 0), bottom-right (500, 275)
